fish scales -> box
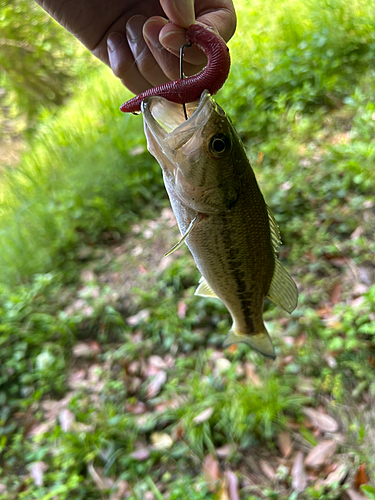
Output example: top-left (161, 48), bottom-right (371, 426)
top-left (141, 90), bottom-right (298, 359)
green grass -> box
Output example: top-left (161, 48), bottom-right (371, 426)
top-left (0, 69), bottom-right (163, 284)
top-left (1, 0), bottom-right (375, 498)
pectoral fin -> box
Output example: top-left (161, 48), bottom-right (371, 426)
top-left (267, 259), bottom-right (298, 313)
top-left (195, 276), bottom-right (219, 299)
top-left (223, 325), bottom-right (275, 360)
top-left (164, 214), bottom-right (201, 257)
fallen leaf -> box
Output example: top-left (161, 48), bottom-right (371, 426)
top-left (30, 461), bottom-right (48, 487)
top-left (215, 358), bottom-right (231, 373)
top-left (128, 377), bottom-right (142, 394)
top-left (144, 491), bottom-right (155, 500)
top-left (291, 451), bottom-right (307, 493)
top-left (281, 181), bottom-right (292, 191)
top-left (325, 355), bottom-right (337, 368)
top-left (58, 409), bottom-right (75, 432)
top-left (125, 401), bottom-right (147, 414)
top-left (148, 355), bottom-right (171, 372)
top-left (277, 431), bottom-right (293, 458)
top-left (244, 362), bottom-right (261, 386)
top-left (305, 440), bottom-right (337, 468)
top-left (216, 444), bottom-right (235, 458)
top-left (193, 407), bottom-right (214, 424)
top-left (295, 332), bottom-right (308, 347)
top-left (75, 422), bottom-right (95, 433)
top-left (126, 309), bottom-right (150, 326)
top-left (177, 300), bottom-right (188, 318)
top-left (42, 395), bottom-right (73, 420)
top-left (88, 462), bottom-right (114, 490)
top-left (150, 432), bottom-right (173, 450)
top-left (343, 489), bottom-right (366, 500)
top-left (227, 344), bottom-right (237, 353)
top-left (27, 421), bottom-right (54, 438)
top-left (324, 463), bottom-right (338, 476)
top-left (322, 464), bottom-right (348, 486)
top-left (127, 360), bottom-right (141, 375)
top-left (154, 399), bottom-right (179, 413)
top-left (353, 283), bottom-right (368, 297)
top-left (260, 460), bottom-right (276, 480)
top-left (225, 470), bottom-right (240, 500)
top-left (350, 226), bottom-right (364, 240)
top-left (146, 370), bottom-right (167, 399)
top-left (303, 408), bottom-right (339, 433)
top-left (130, 448), bottom-right (150, 461)
top-left (110, 480), bottom-right (130, 500)
top-left (283, 336), bottom-right (295, 346)
top-left (73, 342), bottom-right (100, 358)
top-left (330, 282), bottom-right (342, 305)
top-left (203, 454), bottom-right (221, 491)
top-left (67, 369), bottom-right (87, 390)
top-left (354, 464), bottom-right (368, 490)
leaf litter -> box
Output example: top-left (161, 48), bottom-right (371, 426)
top-left (8, 182), bottom-right (375, 499)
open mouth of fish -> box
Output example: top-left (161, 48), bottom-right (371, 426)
top-left (141, 89), bottom-right (223, 150)
top-left (141, 90), bottom-right (235, 213)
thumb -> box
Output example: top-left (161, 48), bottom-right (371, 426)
top-left (160, 0), bottom-right (195, 28)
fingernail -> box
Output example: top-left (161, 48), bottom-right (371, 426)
top-left (143, 18), bottom-right (167, 49)
top-left (107, 32), bottom-right (124, 52)
top-left (173, 0), bottom-right (195, 28)
top-left (159, 30), bottom-right (185, 51)
top-left (126, 15), bottom-right (146, 43)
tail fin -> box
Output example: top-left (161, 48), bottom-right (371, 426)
top-left (223, 324), bottom-right (275, 360)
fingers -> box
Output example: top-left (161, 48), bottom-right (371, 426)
top-left (105, 0), bottom-right (236, 95)
top-left (107, 14), bottom-right (202, 93)
top-left (107, 28), bottom-right (150, 94)
top-left (159, 0), bottom-right (236, 65)
top-left (107, 15), bottom-right (172, 93)
top-left (128, 16), bottom-right (170, 87)
top-left (159, 24), bottom-right (207, 67)
top-left (159, 0), bottom-right (195, 28)
top-left (143, 17), bottom-right (202, 80)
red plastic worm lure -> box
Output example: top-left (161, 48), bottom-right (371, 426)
top-left (120, 24), bottom-right (231, 113)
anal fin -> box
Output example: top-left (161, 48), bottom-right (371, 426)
top-left (267, 259), bottom-right (298, 313)
top-left (195, 276), bottom-right (220, 299)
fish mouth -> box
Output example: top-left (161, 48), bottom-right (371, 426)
top-left (141, 90), bottom-right (218, 151)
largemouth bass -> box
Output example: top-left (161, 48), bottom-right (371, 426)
top-left (141, 90), bottom-right (298, 359)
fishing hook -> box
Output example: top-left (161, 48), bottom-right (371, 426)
top-left (179, 43), bottom-right (192, 120)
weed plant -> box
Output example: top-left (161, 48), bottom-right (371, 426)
top-left (1, 0), bottom-right (375, 498)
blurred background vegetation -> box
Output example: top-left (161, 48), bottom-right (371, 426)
top-left (0, 0), bottom-right (375, 498)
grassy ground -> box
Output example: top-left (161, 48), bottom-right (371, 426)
top-left (1, 0), bottom-right (375, 498)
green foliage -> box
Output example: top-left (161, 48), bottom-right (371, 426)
top-left (1, 0), bottom-right (375, 497)
top-left (0, 0), bottom-right (96, 134)
top-left (0, 68), bottom-right (164, 283)
top-left (221, 0), bottom-right (375, 139)
top-left (362, 485), bottom-right (375, 500)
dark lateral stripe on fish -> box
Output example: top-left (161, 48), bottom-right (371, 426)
top-left (221, 217), bottom-right (255, 332)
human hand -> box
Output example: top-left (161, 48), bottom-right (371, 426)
top-left (34, 0), bottom-right (236, 95)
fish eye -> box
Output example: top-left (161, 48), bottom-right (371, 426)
top-left (208, 133), bottom-right (231, 157)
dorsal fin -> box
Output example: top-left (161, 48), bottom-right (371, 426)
top-left (267, 205), bottom-right (282, 254)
